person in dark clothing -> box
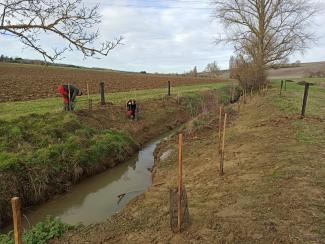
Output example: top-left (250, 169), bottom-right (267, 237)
top-left (58, 84), bottom-right (82, 111)
top-left (126, 99), bottom-right (137, 120)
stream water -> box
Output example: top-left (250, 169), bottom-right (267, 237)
top-left (3, 132), bottom-right (174, 233)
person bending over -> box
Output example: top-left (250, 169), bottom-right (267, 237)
top-left (58, 84), bottom-right (82, 111)
top-left (126, 99), bottom-right (137, 120)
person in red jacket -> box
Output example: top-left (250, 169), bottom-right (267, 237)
top-left (126, 99), bottom-right (137, 120)
top-left (58, 84), bottom-right (82, 111)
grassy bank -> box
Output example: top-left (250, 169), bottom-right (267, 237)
top-left (0, 85), bottom-right (235, 238)
top-left (0, 112), bottom-right (138, 228)
top-left (52, 80), bottom-right (324, 243)
top-left (269, 78), bottom-right (325, 146)
top-left (0, 82), bottom-right (229, 120)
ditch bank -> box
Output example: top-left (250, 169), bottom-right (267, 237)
top-left (51, 100), bottom-right (238, 243)
top-left (0, 86), bottom-right (235, 229)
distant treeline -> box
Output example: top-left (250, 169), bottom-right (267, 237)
top-left (0, 54), bottom-right (86, 69)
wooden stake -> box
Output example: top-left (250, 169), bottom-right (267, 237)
top-left (250, 88), bottom-right (253, 99)
top-left (220, 113), bottom-right (227, 176)
top-left (231, 87), bottom-right (234, 103)
top-left (86, 83), bottom-right (90, 100)
top-left (243, 89), bottom-right (246, 104)
top-left (68, 83), bottom-right (71, 111)
top-left (177, 133), bottom-right (183, 233)
top-left (87, 83), bottom-right (91, 110)
top-left (280, 80), bottom-right (283, 96)
top-left (11, 197), bottom-right (22, 244)
top-left (218, 106), bottom-right (223, 153)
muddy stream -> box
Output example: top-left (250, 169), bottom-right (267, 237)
top-left (3, 131), bottom-right (175, 233)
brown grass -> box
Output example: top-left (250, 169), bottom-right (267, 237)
top-left (53, 88), bottom-right (325, 243)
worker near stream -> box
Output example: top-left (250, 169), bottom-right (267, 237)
top-left (58, 84), bottom-right (82, 111)
top-left (126, 99), bottom-right (137, 120)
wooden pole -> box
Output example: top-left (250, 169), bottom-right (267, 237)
top-left (244, 89), bottom-right (246, 104)
top-left (301, 82), bottom-right (310, 118)
top-left (220, 113), bottom-right (227, 176)
top-left (218, 106), bottom-right (223, 153)
top-left (11, 197), bottom-right (22, 244)
top-left (168, 81), bottom-right (171, 96)
top-left (86, 83), bottom-right (90, 100)
top-left (280, 80), bottom-right (283, 96)
top-left (87, 83), bottom-right (91, 110)
top-left (99, 82), bottom-right (105, 105)
top-left (177, 133), bottom-right (183, 233)
top-left (68, 83), bottom-right (71, 111)
top-left (231, 87), bottom-right (234, 103)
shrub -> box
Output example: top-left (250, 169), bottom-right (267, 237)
top-left (0, 217), bottom-right (73, 244)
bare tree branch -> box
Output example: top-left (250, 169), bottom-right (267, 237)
top-left (0, 0), bottom-right (122, 62)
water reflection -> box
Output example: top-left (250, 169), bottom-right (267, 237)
top-left (5, 138), bottom-right (162, 232)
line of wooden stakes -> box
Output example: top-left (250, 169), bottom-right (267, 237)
top-left (7, 85), bottom-right (271, 243)
top-left (173, 85), bottom-right (271, 233)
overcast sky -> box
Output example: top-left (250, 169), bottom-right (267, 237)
top-left (1, 0), bottom-right (325, 73)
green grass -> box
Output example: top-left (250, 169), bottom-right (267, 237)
top-left (0, 82), bottom-right (227, 120)
top-left (0, 111), bottom-right (138, 230)
top-left (0, 113), bottom-right (137, 171)
top-left (0, 217), bottom-right (73, 244)
top-left (269, 78), bottom-right (325, 146)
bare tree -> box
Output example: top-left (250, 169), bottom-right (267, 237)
top-left (230, 54), bottom-right (266, 88)
top-left (213, 0), bottom-right (320, 85)
top-left (0, 0), bottom-right (122, 61)
top-left (205, 61), bottom-right (220, 76)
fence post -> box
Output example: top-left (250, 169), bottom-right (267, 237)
top-left (280, 80), bottom-right (283, 96)
top-left (99, 82), bottom-right (105, 105)
top-left (11, 197), bottom-right (22, 244)
top-left (301, 82), bottom-right (310, 118)
top-left (177, 133), bottom-right (183, 233)
top-left (243, 89), bottom-right (246, 104)
top-left (168, 81), bottom-right (171, 96)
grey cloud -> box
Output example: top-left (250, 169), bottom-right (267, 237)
top-left (0, 0), bottom-right (324, 73)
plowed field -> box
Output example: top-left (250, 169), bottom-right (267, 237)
top-left (0, 63), bottom-right (220, 102)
